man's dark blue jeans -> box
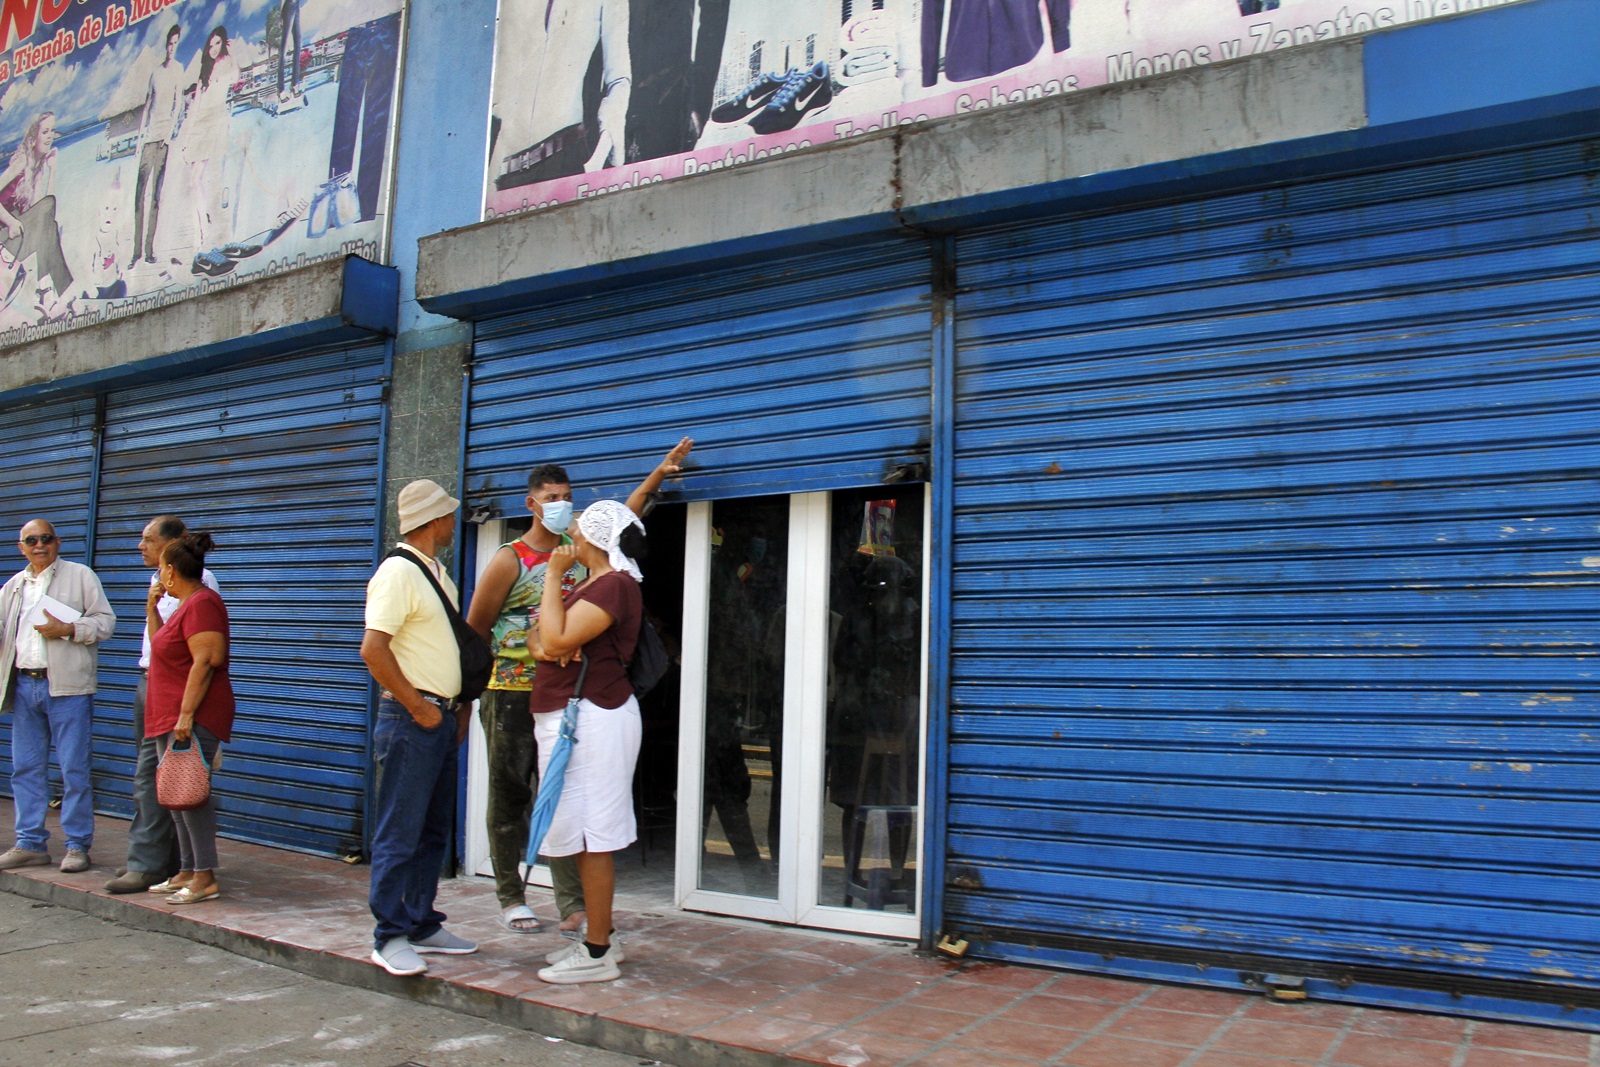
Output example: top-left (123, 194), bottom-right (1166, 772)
top-left (368, 696), bottom-right (457, 949)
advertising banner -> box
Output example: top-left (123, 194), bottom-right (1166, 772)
top-left (485, 0), bottom-right (1527, 220)
top-left (0, 0), bottom-right (402, 347)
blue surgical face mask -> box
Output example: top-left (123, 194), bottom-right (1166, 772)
top-left (538, 499), bottom-right (573, 535)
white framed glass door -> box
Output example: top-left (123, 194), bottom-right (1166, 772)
top-left (676, 487), bottom-right (928, 938)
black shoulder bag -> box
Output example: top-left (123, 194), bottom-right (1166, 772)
top-left (386, 549), bottom-right (493, 705)
top-left (628, 618), bottom-right (670, 698)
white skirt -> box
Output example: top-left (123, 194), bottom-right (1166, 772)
top-left (534, 695), bottom-right (641, 857)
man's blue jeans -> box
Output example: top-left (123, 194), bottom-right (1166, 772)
top-left (10, 674), bottom-right (95, 853)
top-left (368, 697), bottom-right (457, 949)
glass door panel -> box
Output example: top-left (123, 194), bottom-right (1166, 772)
top-left (677, 488), bottom-right (926, 937)
top-left (697, 495), bottom-right (790, 900)
top-left (818, 487), bottom-right (924, 913)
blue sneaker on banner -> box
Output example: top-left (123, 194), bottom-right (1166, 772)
top-left (711, 69), bottom-right (794, 124)
top-left (750, 63), bottom-right (833, 135)
top-left (190, 249), bottom-right (235, 278)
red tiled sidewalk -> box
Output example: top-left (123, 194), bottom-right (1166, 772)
top-left (3, 804), bottom-right (1597, 1067)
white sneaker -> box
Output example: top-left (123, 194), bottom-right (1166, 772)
top-left (538, 942), bottom-right (621, 983)
top-left (545, 935), bottom-right (625, 965)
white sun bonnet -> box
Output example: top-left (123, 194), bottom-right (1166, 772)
top-left (578, 499), bottom-right (645, 581)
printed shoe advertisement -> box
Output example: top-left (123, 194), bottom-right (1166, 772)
top-left (0, 0), bottom-right (401, 347)
top-left (485, 0), bottom-right (1529, 220)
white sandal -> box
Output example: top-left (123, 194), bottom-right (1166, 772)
top-left (499, 904), bottom-right (542, 933)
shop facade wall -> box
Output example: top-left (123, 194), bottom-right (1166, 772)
top-left (90, 342), bottom-right (390, 855)
top-left (943, 133), bottom-right (1600, 1023)
top-left (0, 217), bottom-right (398, 858)
top-left (376, 0), bottom-right (496, 541)
top-left (418, 39), bottom-right (1365, 315)
top-left (0, 0), bottom-right (505, 857)
top-left (406, 0), bottom-right (1600, 1021)
top-left (0, 334), bottom-right (392, 857)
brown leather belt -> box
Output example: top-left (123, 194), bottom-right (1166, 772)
top-left (16, 667), bottom-right (47, 679)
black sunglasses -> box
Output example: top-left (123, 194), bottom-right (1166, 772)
top-left (19, 534), bottom-right (57, 547)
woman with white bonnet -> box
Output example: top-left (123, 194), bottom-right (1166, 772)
top-left (531, 498), bottom-right (647, 983)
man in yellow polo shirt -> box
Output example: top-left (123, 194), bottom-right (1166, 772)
top-left (360, 479), bottom-right (480, 977)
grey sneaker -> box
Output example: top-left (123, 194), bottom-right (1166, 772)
top-left (0, 846), bottom-right (50, 870)
top-left (60, 849), bottom-right (90, 873)
top-left (371, 937), bottom-right (428, 976)
top-left (409, 928), bottom-right (478, 955)
top-left (538, 942), bottom-right (621, 984)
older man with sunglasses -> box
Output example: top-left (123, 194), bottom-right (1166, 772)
top-left (0, 520), bottom-right (116, 872)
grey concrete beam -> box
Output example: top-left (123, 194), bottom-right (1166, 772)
top-left (417, 39), bottom-right (1367, 309)
top-left (901, 43), bottom-right (1365, 208)
top-left (417, 134), bottom-right (902, 307)
top-left (0, 257), bottom-right (396, 401)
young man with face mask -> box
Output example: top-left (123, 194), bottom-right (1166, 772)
top-left (465, 439), bottom-right (692, 935)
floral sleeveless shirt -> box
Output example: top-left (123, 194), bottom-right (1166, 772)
top-left (487, 536), bottom-right (585, 692)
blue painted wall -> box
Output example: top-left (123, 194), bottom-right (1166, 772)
top-left (390, 0), bottom-right (499, 351)
top-left (1366, 0), bottom-right (1600, 125)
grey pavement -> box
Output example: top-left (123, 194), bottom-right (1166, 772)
top-left (0, 891), bottom-right (672, 1067)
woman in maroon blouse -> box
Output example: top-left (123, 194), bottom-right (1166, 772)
top-left (146, 533), bottom-right (235, 905)
top-left (531, 499), bottom-right (646, 984)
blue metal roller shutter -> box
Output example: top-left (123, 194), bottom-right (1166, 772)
top-left (92, 343), bottom-right (386, 856)
top-left (947, 139), bottom-right (1600, 993)
top-left (0, 395), bottom-right (98, 797)
top-left (467, 235), bottom-right (933, 510)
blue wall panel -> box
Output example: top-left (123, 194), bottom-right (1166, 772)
top-left (468, 236), bottom-right (935, 510)
top-left (1366, 0), bottom-right (1600, 127)
top-left (92, 343), bottom-right (386, 856)
top-left (947, 137), bottom-right (1600, 994)
top-left (389, 0), bottom-right (497, 343)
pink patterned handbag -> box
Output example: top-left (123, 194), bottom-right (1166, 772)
top-left (156, 738), bottom-right (212, 810)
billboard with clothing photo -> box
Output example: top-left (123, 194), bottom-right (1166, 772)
top-left (0, 0), bottom-right (402, 348)
top-left (484, 0), bottom-right (1530, 219)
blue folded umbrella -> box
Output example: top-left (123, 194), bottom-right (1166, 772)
top-left (526, 658), bottom-right (589, 867)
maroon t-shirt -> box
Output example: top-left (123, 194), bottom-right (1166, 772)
top-left (146, 587), bottom-right (236, 743)
top-left (528, 571), bottom-right (642, 714)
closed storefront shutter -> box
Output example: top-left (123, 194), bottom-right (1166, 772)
top-left (467, 236), bottom-right (934, 509)
top-left (0, 395), bottom-right (98, 793)
top-left (92, 343), bottom-right (386, 856)
top-left (947, 138), bottom-right (1600, 991)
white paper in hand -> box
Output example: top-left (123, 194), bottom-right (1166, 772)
top-left (28, 594), bottom-right (82, 628)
